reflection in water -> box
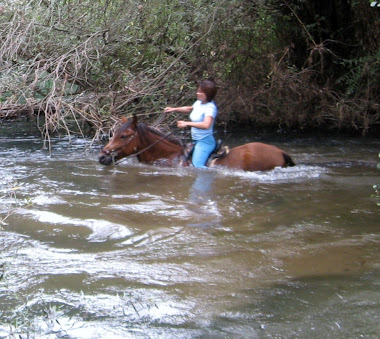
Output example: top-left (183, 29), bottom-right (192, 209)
top-left (187, 169), bottom-right (221, 228)
top-left (190, 169), bottom-right (215, 198)
top-left (0, 127), bottom-right (380, 338)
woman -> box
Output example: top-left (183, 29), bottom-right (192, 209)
top-left (164, 80), bottom-right (218, 168)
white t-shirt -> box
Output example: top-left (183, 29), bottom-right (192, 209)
top-left (189, 100), bottom-right (217, 140)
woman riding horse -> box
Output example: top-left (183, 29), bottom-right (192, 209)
top-left (164, 80), bottom-right (218, 168)
top-left (98, 115), bottom-right (296, 171)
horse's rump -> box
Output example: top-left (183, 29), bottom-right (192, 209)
top-left (210, 142), bottom-right (295, 171)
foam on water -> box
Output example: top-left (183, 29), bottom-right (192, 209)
top-left (213, 164), bottom-right (327, 183)
top-left (17, 209), bottom-right (134, 241)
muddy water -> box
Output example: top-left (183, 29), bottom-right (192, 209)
top-left (0, 123), bottom-right (379, 338)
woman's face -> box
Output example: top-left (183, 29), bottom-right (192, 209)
top-left (196, 87), bottom-right (207, 103)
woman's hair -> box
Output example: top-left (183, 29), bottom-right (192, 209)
top-left (198, 80), bottom-right (217, 102)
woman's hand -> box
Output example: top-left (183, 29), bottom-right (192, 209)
top-left (177, 116), bottom-right (213, 129)
top-left (164, 107), bottom-right (174, 113)
top-left (177, 120), bottom-right (188, 128)
top-left (164, 106), bottom-right (193, 114)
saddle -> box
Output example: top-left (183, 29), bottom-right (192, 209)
top-left (185, 139), bottom-right (229, 164)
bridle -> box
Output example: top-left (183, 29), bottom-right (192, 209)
top-left (112, 130), bottom-right (177, 165)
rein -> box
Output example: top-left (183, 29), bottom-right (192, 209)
top-left (113, 130), bottom-right (176, 165)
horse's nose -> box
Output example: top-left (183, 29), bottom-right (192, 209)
top-left (98, 153), bottom-right (113, 165)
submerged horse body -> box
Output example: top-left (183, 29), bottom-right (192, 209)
top-left (98, 116), bottom-right (295, 171)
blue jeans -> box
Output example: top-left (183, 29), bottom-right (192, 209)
top-left (192, 135), bottom-right (216, 168)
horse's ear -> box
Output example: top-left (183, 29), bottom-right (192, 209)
top-left (132, 114), bottom-right (138, 127)
top-left (121, 116), bottom-right (128, 123)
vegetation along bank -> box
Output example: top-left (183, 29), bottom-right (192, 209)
top-left (0, 0), bottom-right (379, 141)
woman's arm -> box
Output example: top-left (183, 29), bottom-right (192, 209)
top-left (177, 116), bottom-right (214, 130)
top-left (164, 106), bottom-right (193, 114)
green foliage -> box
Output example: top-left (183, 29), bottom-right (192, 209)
top-left (338, 50), bottom-right (380, 96)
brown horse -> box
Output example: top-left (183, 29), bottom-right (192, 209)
top-left (98, 116), bottom-right (295, 171)
top-left (98, 115), bottom-right (187, 166)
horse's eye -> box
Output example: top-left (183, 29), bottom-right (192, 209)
top-left (121, 134), bottom-right (134, 139)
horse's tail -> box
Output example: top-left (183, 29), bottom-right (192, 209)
top-left (282, 153), bottom-right (296, 167)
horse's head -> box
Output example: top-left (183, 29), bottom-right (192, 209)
top-left (98, 116), bottom-right (139, 165)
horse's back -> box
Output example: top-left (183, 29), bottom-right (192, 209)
top-left (211, 142), bottom-right (295, 171)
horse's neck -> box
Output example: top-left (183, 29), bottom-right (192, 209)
top-left (138, 133), bottom-right (183, 163)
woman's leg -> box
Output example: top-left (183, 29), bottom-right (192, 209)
top-left (192, 135), bottom-right (216, 168)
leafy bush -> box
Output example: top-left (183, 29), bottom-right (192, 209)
top-left (0, 0), bottom-right (378, 139)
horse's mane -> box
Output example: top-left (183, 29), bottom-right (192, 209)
top-left (137, 123), bottom-right (182, 147)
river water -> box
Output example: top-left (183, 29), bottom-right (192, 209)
top-left (0, 121), bottom-right (379, 338)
